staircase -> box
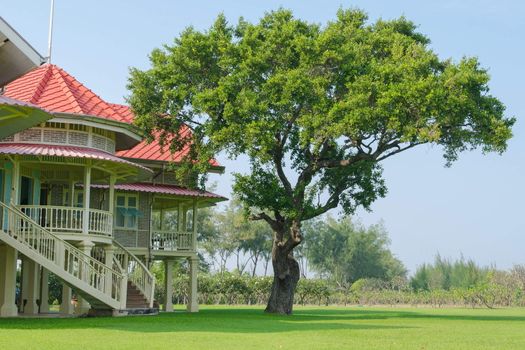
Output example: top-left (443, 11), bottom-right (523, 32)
top-left (0, 200), bottom-right (155, 315)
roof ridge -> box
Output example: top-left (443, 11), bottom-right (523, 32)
top-left (53, 65), bottom-right (85, 114)
top-left (28, 65), bottom-right (53, 104)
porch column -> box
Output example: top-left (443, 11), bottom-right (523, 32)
top-left (75, 240), bottom-right (94, 315)
top-left (108, 174), bottom-right (116, 217)
top-left (32, 170), bottom-right (41, 206)
top-left (192, 201), bottom-right (198, 250)
top-left (0, 244), bottom-right (18, 317)
top-left (164, 259), bottom-right (174, 312)
top-left (11, 157), bottom-right (20, 205)
top-left (104, 245), bottom-right (115, 296)
top-left (59, 285), bottom-right (74, 315)
top-left (2, 162), bottom-right (12, 230)
top-left (187, 256), bottom-right (199, 313)
top-left (24, 260), bottom-right (40, 314)
top-left (178, 203), bottom-right (184, 248)
top-left (82, 165), bottom-right (92, 235)
top-left (40, 268), bottom-right (50, 313)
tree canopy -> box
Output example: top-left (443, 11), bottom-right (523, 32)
top-left (128, 8), bottom-right (514, 314)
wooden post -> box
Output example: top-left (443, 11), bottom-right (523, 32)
top-left (24, 260), bottom-right (40, 314)
top-left (0, 243), bottom-right (18, 317)
top-left (82, 164), bottom-right (91, 235)
top-left (192, 201), bottom-right (197, 251)
top-left (164, 259), bottom-right (174, 312)
top-left (187, 256), bottom-right (199, 313)
top-left (40, 268), bottom-right (50, 313)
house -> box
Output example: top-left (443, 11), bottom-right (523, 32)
top-left (0, 17), bottom-right (226, 317)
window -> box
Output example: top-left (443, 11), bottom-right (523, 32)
top-left (115, 194), bottom-right (140, 229)
top-left (63, 189), bottom-right (83, 207)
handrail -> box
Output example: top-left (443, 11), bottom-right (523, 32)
top-left (151, 230), bottom-right (193, 250)
top-left (0, 201), bottom-right (125, 308)
top-left (17, 205), bottom-right (113, 237)
top-left (113, 240), bottom-right (155, 308)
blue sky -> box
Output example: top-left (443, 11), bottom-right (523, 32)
top-left (2, 0), bottom-right (524, 273)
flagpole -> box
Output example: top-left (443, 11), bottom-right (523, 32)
top-left (47, 0), bottom-right (55, 63)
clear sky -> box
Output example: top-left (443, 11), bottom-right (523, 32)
top-left (2, 0), bottom-right (524, 273)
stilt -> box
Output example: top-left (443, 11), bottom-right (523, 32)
top-left (0, 244), bottom-right (18, 317)
top-left (40, 268), bottom-right (50, 313)
top-left (60, 284), bottom-right (74, 315)
top-left (187, 256), bottom-right (199, 313)
top-left (164, 259), bottom-right (174, 312)
top-left (24, 260), bottom-right (40, 314)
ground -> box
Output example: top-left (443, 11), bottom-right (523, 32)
top-left (0, 306), bottom-right (524, 349)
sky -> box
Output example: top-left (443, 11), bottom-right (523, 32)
top-left (1, 0), bottom-right (524, 273)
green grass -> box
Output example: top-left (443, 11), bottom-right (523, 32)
top-left (1, 306), bottom-right (525, 349)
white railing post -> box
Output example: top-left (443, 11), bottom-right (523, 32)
top-left (82, 165), bottom-right (92, 235)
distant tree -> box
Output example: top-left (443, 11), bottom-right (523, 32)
top-left (410, 255), bottom-right (491, 291)
top-left (128, 9), bottom-right (514, 314)
top-left (304, 217), bottom-right (406, 286)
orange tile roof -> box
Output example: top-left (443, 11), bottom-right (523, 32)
top-left (4, 64), bottom-right (129, 122)
top-left (3, 64), bottom-right (220, 166)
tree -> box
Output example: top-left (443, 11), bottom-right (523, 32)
top-left (127, 9), bottom-right (514, 314)
top-left (304, 217), bottom-right (406, 286)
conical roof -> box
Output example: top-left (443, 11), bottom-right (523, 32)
top-left (3, 63), bottom-right (129, 122)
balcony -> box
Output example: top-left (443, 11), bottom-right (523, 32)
top-left (151, 230), bottom-right (194, 251)
top-left (18, 205), bottom-right (113, 237)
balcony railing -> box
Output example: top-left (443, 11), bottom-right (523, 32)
top-left (18, 205), bottom-right (113, 237)
top-left (151, 230), bottom-right (193, 251)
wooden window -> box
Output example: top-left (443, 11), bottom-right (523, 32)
top-left (115, 193), bottom-right (139, 229)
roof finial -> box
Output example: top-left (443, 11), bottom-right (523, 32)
top-left (46, 0), bottom-right (55, 63)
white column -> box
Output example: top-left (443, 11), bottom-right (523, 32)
top-left (40, 268), bottom-right (50, 313)
top-left (24, 260), bottom-right (40, 314)
top-left (192, 201), bottom-right (198, 251)
top-left (104, 245), bottom-right (115, 296)
top-left (60, 285), bottom-right (74, 315)
top-left (108, 174), bottom-right (116, 215)
top-left (82, 165), bottom-right (92, 235)
top-left (187, 256), bottom-right (199, 313)
top-left (164, 259), bottom-right (173, 312)
top-left (20, 258), bottom-right (29, 312)
top-left (0, 244), bottom-right (18, 317)
top-left (11, 158), bottom-right (20, 205)
top-left (75, 240), bottom-right (94, 315)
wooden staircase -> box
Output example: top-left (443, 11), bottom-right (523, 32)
top-left (0, 200), bottom-right (156, 315)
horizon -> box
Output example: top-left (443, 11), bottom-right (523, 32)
top-left (1, 0), bottom-right (523, 274)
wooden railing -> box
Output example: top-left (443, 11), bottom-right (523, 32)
top-left (151, 230), bottom-right (194, 251)
top-left (113, 241), bottom-right (155, 308)
top-left (0, 201), bottom-right (126, 310)
top-left (17, 205), bottom-right (113, 237)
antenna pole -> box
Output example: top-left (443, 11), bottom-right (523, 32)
top-left (47, 0), bottom-right (55, 63)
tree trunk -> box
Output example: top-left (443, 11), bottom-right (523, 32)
top-left (265, 245), bottom-right (300, 314)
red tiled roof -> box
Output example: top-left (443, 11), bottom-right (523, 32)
top-left (3, 65), bottom-right (220, 166)
top-left (0, 143), bottom-right (152, 175)
top-left (3, 64), bottom-right (129, 122)
top-left (91, 183), bottom-right (226, 200)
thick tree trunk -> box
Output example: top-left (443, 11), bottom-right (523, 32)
top-left (265, 245), bottom-right (300, 314)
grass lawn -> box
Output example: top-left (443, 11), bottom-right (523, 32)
top-left (0, 306), bottom-right (524, 349)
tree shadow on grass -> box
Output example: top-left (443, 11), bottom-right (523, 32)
top-left (0, 308), bottom-right (414, 333)
top-left (0, 307), bottom-right (522, 333)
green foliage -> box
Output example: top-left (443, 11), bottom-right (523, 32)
top-left (304, 216), bottom-right (406, 284)
top-left (128, 8), bottom-right (513, 230)
top-left (410, 255), bottom-right (491, 291)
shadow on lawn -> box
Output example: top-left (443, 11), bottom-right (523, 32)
top-left (0, 308), bottom-right (522, 333)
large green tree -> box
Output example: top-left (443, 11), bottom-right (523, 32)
top-left (127, 9), bottom-right (514, 314)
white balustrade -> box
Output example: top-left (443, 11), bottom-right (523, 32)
top-left (0, 201), bottom-right (125, 308)
top-left (151, 230), bottom-right (194, 251)
top-left (17, 205), bottom-right (113, 237)
top-left (113, 241), bottom-right (155, 308)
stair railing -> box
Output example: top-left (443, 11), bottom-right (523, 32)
top-left (113, 240), bottom-right (155, 308)
top-left (0, 200), bottom-right (126, 308)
